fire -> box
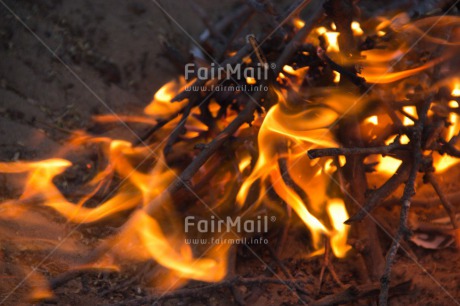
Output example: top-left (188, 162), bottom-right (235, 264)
top-left (235, 91), bottom-right (350, 257)
top-left (360, 58), bottom-right (442, 84)
top-left (110, 210), bottom-right (229, 287)
top-left (238, 156), bottom-right (251, 173)
top-left (144, 77), bottom-right (190, 119)
top-left (376, 156), bottom-right (403, 175)
top-left (283, 64), bottom-right (297, 74)
top-left (1, 9), bottom-right (460, 302)
top-left (333, 71), bottom-right (341, 83)
top-left (326, 198), bottom-right (351, 258)
top-left (432, 85), bottom-right (460, 172)
top-left (361, 49), bottom-right (404, 63)
top-left (246, 76), bottom-right (257, 85)
top-left (355, 14), bottom-right (459, 85)
top-left (293, 18), bottom-right (305, 29)
top-left (315, 27), bottom-right (340, 52)
top-left (324, 32), bottom-right (340, 53)
top-left (351, 21), bottom-right (364, 36)
top-left (452, 84), bottom-right (460, 97)
top-left (365, 115), bottom-right (379, 125)
top-left (402, 106), bottom-right (417, 126)
top-left (313, 21), bottom-right (363, 54)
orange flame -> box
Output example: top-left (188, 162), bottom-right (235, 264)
top-left (144, 77), bottom-right (190, 119)
top-left (327, 198), bottom-right (351, 257)
top-left (433, 85), bottom-right (460, 172)
top-left (236, 91), bottom-right (350, 256)
top-left (109, 210), bottom-right (229, 286)
top-left (360, 58), bottom-right (442, 84)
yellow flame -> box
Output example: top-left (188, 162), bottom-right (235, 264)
top-left (351, 21), bottom-right (364, 36)
top-left (0, 158), bottom-right (71, 174)
top-left (0, 139), bottom-right (176, 224)
top-left (326, 198), bottom-right (351, 258)
top-left (144, 77), bottom-right (189, 119)
top-left (324, 32), bottom-right (340, 53)
top-left (238, 156), bottom-right (251, 173)
top-left (235, 92), bottom-right (350, 254)
top-left (121, 210), bottom-right (229, 283)
top-left (376, 156), bottom-right (402, 175)
top-left (333, 71), bottom-right (341, 83)
top-left (361, 59), bottom-right (441, 84)
top-left (246, 77), bottom-right (257, 85)
top-left (435, 154), bottom-right (460, 172)
top-left (452, 84), bottom-right (460, 97)
top-left (402, 106), bottom-right (417, 126)
top-left (365, 115), bottom-right (379, 125)
top-left (316, 26), bottom-right (327, 36)
top-left (283, 65), bottom-right (297, 74)
top-left (433, 94), bottom-right (460, 171)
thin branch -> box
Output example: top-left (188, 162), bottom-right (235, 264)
top-left (143, 2), bottom-right (325, 216)
top-left (425, 172), bottom-right (459, 242)
top-left (307, 138), bottom-right (403, 159)
top-left (318, 51), bottom-right (368, 89)
top-left (134, 108), bottom-right (184, 146)
top-left (346, 161), bottom-right (412, 224)
top-left (379, 96), bottom-right (432, 306)
top-left (164, 98), bottom-right (195, 155)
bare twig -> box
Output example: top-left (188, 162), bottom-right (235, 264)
top-left (143, 2), bottom-right (325, 216)
top-left (318, 51), bottom-right (368, 90)
top-left (379, 96), bottom-right (432, 306)
top-left (346, 161), bottom-right (412, 224)
top-left (164, 98), bottom-right (195, 154)
top-left (134, 107), bottom-right (185, 146)
top-left (425, 172), bottom-right (460, 247)
top-left (328, 0), bottom-right (384, 283)
top-left (308, 137), bottom-right (403, 159)
top-left (317, 237), bottom-right (345, 294)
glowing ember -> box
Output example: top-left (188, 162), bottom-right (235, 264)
top-left (293, 18), bottom-right (305, 29)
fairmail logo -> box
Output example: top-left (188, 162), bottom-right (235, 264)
top-left (184, 215), bottom-right (276, 234)
top-left (184, 62), bottom-right (275, 82)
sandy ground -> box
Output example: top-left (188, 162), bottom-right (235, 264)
top-left (0, 0), bottom-right (238, 160)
